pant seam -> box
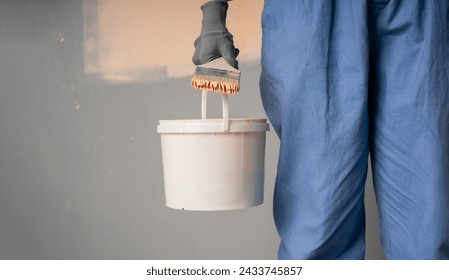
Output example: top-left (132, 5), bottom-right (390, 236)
top-left (370, 0), bottom-right (392, 259)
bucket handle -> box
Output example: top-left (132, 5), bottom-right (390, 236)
top-left (201, 90), bottom-right (230, 132)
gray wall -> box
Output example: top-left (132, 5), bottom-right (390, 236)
top-left (0, 0), bottom-right (385, 259)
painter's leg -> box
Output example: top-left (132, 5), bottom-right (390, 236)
top-left (371, 0), bottom-right (449, 259)
top-left (260, 0), bottom-right (370, 259)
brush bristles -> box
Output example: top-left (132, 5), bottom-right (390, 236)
top-left (191, 74), bottom-right (240, 95)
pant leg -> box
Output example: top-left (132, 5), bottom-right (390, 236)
top-left (260, 0), bottom-right (371, 259)
top-left (371, 0), bottom-right (449, 259)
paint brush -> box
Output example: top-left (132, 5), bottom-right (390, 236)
top-left (191, 57), bottom-right (241, 95)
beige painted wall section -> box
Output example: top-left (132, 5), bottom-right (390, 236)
top-left (83, 0), bottom-right (263, 83)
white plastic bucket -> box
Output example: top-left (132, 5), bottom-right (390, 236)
top-left (157, 92), bottom-right (269, 211)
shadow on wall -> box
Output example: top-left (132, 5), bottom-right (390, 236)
top-left (82, 0), bottom-right (263, 83)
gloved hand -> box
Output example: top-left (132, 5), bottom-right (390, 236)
top-left (192, 0), bottom-right (239, 69)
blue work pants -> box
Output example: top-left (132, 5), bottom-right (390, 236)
top-left (260, 0), bottom-right (449, 259)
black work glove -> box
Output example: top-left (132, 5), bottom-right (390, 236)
top-left (192, 0), bottom-right (239, 69)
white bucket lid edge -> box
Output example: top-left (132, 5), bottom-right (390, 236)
top-left (157, 118), bottom-right (270, 134)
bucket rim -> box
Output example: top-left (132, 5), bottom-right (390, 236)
top-left (157, 118), bottom-right (270, 134)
